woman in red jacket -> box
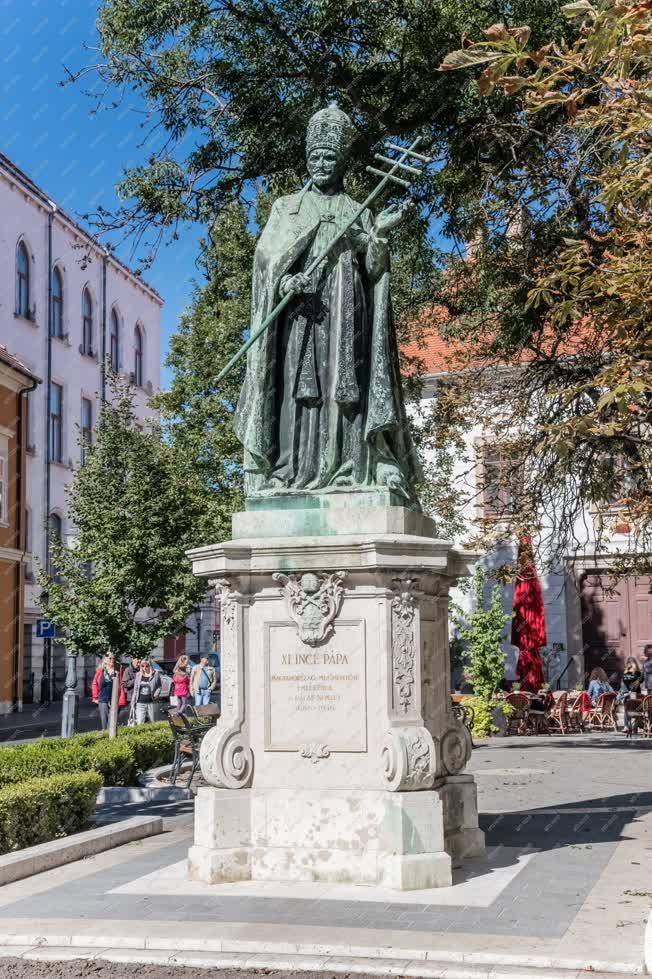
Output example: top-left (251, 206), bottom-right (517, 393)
top-left (91, 654), bottom-right (127, 730)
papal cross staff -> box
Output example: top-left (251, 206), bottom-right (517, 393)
top-left (215, 135), bottom-right (434, 384)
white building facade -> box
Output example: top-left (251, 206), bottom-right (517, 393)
top-left (415, 345), bottom-right (652, 692)
top-left (0, 153), bottom-right (162, 709)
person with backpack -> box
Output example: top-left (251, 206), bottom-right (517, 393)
top-left (190, 656), bottom-right (217, 707)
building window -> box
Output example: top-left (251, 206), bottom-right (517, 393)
top-left (480, 444), bottom-right (514, 517)
top-left (0, 438), bottom-right (7, 525)
top-left (49, 383), bottom-right (63, 463)
top-left (82, 288), bottom-right (93, 355)
top-left (134, 325), bottom-right (143, 387)
top-left (16, 240), bottom-right (30, 318)
top-left (51, 267), bottom-right (64, 338)
top-left (48, 512), bottom-right (62, 578)
top-left (81, 397), bottom-right (92, 465)
top-left (110, 309), bottom-right (120, 372)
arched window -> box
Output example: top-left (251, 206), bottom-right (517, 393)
top-left (109, 309), bottom-right (120, 372)
top-left (134, 325), bottom-right (143, 387)
top-left (51, 267), bottom-right (63, 338)
top-left (81, 288), bottom-right (93, 355)
top-left (48, 513), bottom-right (63, 577)
top-left (16, 241), bottom-right (30, 318)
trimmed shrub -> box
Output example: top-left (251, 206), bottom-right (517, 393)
top-left (0, 771), bottom-right (102, 854)
top-left (119, 725), bottom-right (174, 772)
top-left (462, 696), bottom-right (513, 739)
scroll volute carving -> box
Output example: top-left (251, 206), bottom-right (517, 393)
top-left (199, 579), bottom-right (253, 789)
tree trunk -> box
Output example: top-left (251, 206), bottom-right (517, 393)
top-left (108, 673), bottom-right (120, 739)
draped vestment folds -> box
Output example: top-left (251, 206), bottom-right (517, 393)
top-left (234, 188), bottom-right (421, 498)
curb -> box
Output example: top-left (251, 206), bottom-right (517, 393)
top-left (0, 815), bottom-right (164, 886)
top-left (0, 934), bottom-right (643, 976)
top-left (97, 786), bottom-right (191, 804)
top-left (0, 945), bottom-right (642, 978)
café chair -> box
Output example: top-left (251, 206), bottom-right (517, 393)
top-left (505, 692), bottom-right (530, 736)
top-left (568, 692), bottom-right (588, 733)
top-left (546, 691), bottom-right (568, 734)
top-left (586, 692), bottom-right (617, 732)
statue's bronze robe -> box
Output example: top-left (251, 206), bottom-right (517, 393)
top-left (234, 188), bottom-right (421, 497)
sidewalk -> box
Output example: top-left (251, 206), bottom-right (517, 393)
top-left (0, 734), bottom-right (648, 977)
top-left (0, 702), bottom-right (100, 742)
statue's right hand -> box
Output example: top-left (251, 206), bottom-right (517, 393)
top-left (281, 272), bottom-right (311, 297)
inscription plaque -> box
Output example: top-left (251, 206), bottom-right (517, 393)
top-left (264, 620), bottom-right (367, 752)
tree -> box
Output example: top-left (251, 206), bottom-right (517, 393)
top-left (451, 569), bottom-right (512, 701)
top-left (40, 378), bottom-right (206, 666)
top-left (152, 201), bottom-right (255, 543)
top-left (71, 0), bottom-right (581, 550)
top-left (432, 1), bottom-right (652, 567)
top-left (73, 0), bottom-right (574, 270)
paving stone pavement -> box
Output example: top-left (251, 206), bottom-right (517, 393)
top-left (0, 733), bottom-right (648, 975)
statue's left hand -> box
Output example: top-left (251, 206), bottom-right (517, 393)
top-left (374, 201), bottom-right (413, 236)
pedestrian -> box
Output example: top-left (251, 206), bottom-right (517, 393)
top-left (587, 666), bottom-right (614, 705)
top-left (172, 655), bottom-right (191, 714)
top-left (190, 656), bottom-right (217, 707)
top-left (130, 658), bottom-right (161, 725)
top-left (617, 656), bottom-right (643, 734)
top-left (123, 657), bottom-right (141, 703)
top-left (91, 654), bottom-right (127, 730)
top-left (642, 644), bottom-right (652, 693)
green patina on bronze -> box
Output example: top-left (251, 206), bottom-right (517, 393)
top-left (233, 104), bottom-right (422, 504)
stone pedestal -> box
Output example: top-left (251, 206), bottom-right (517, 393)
top-left (186, 494), bottom-right (485, 890)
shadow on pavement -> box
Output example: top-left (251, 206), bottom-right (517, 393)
top-left (481, 789), bottom-right (652, 853)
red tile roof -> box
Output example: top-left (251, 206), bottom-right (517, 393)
top-left (0, 346), bottom-right (41, 384)
top-left (402, 306), bottom-right (597, 377)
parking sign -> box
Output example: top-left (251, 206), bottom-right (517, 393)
top-left (36, 619), bottom-right (55, 639)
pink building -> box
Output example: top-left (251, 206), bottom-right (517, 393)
top-left (0, 153), bottom-right (162, 710)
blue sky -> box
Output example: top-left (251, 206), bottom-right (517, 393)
top-left (1, 0), bottom-right (201, 388)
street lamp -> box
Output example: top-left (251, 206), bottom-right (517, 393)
top-left (195, 605), bottom-right (202, 659)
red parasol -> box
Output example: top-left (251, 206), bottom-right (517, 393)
top-left (512, 535), bottom-right (546, 693)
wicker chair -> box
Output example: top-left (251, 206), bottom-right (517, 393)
top-left (547, 691), bottom-right (568, 734)
top-left (586, 692), bottom-right (617, 732)
top-left (568, 693), bottom-right (587, 733)
top-left (505, 692), bottom-right (530, 736)
top-left (623, 696), bottom-right (645, 737)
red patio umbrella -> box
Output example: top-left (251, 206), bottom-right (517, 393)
top-left (512, 535), bottom-right (546, 693)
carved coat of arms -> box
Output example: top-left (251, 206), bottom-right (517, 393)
top-left (273, 571), bottom-right (346, 646)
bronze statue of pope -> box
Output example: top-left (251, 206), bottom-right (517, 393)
top-left (234, 103), bottom-right (422, 501)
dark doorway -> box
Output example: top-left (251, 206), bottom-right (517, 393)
top-left (581, 574), bottom-right (652, 680)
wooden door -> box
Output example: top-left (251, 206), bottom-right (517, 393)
top-left (581, 573), bottom-right (652, 680)
top-left (627, 576), bottom-right (652, 663)
top-left (580, 574), bottom-right (629, 681)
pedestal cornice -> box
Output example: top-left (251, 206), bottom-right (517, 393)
top-left (187, 534), bottom-right (478, 580)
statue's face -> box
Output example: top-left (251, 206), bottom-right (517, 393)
top-left (307, 147), bottom-right (346, 189)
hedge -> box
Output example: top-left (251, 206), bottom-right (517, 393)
top-left (0, 771), bottom-right (102, 854)
top-left (0, 723), bottom-right (174, 788)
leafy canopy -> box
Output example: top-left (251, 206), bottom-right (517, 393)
top-left (432, 0), bottom-right (652, 565)
top-left (40, 378), bottom-right (206, 659)
top-left (82, 0), bottom-right (572, 265)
